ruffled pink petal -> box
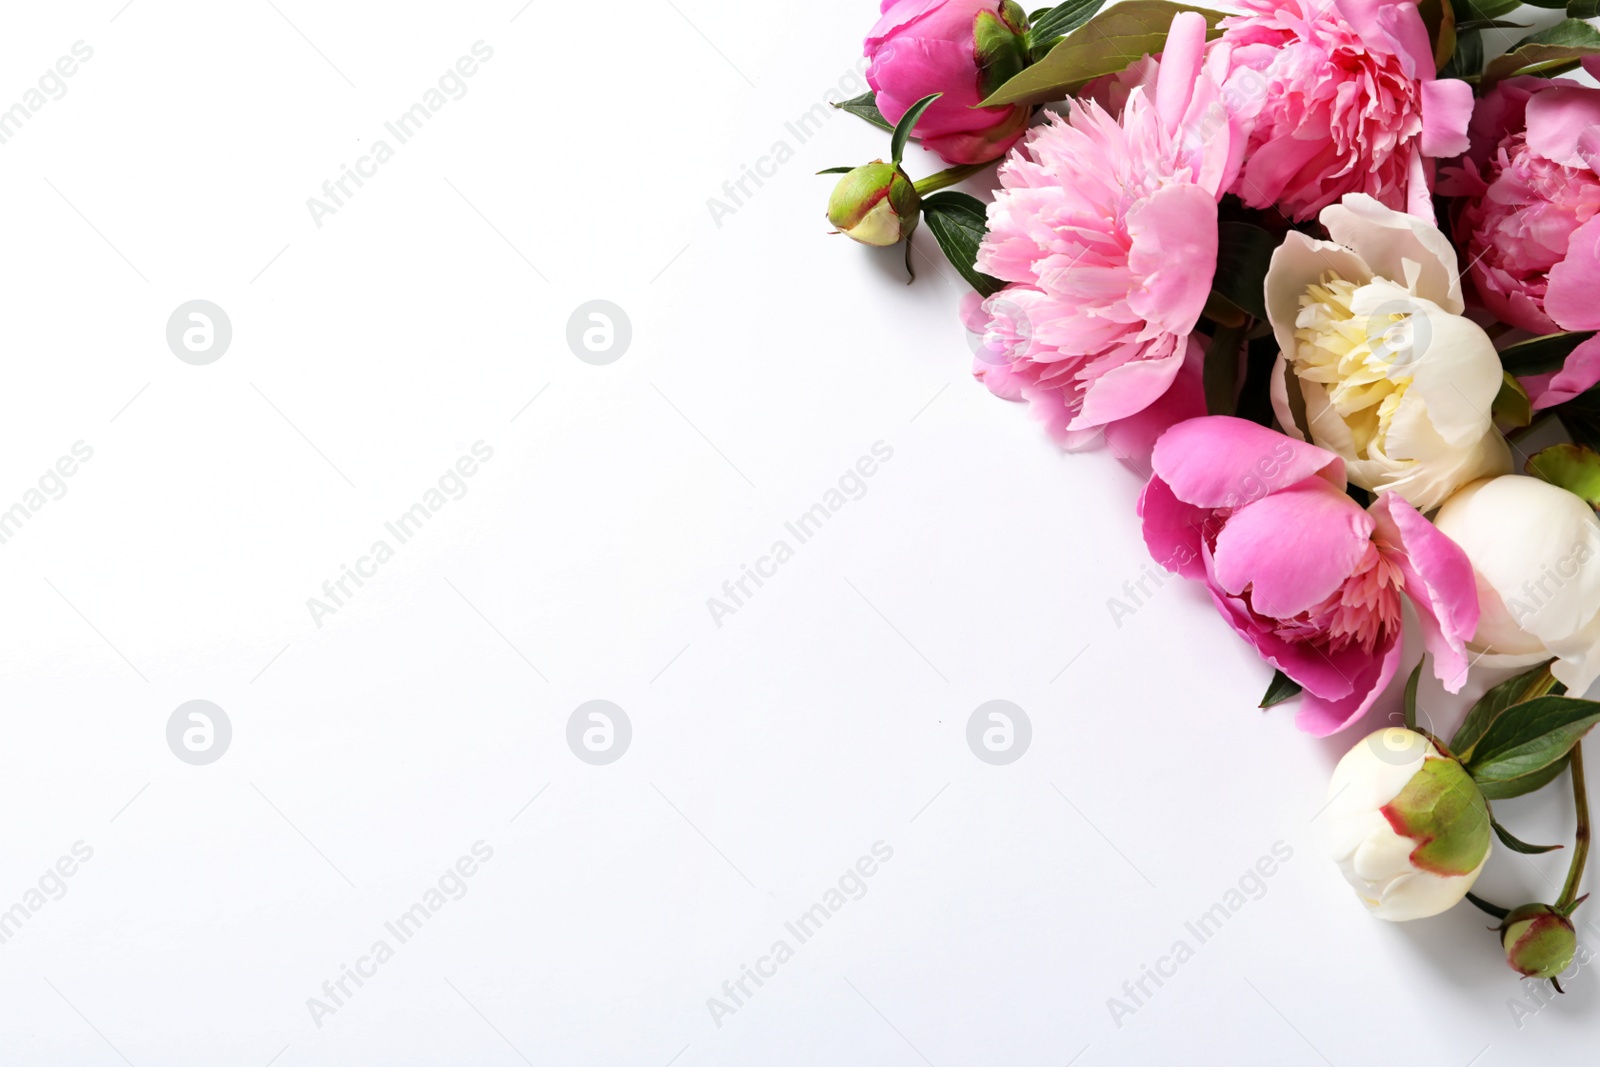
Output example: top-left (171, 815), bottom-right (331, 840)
top-left (1211, 480), bottom-right (1374, 618)
top-left (1524, 87), bottom-right (1600, 169)
top-left (1153, 11), bottom-right (1208, 132)
top-left (1137, 474), bottom-right (1210, 580)
top-left (1529, 333), bottom-right (1600, 411)
top-left (1102, 336), bottom-right (1206, 464)
top-left (1124, 183), bottom-right (1218, 334)
top-left (1545, 216), bottom-right (1600, 332)
top-left (1293, 632), bottom-right (1402, 736)
top-left (1420, 78), bottom-right (1473, 159)
top-left (1151, 416), bottom-right (1345, 509)
top-left (1368, 492), bottom-right (1479, 692)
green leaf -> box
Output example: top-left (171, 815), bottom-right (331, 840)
top-left (1465, 696), bottom-right (1600, 790)
top-left (1523, 0), bottom-right (1575, 6)
top-left (1463, 0), bottom-right (1527, 16)
top-left (1419, 0), bottom-right (1457, 69)
top-left (982, 0), bottom-right (1229, 107)
top-left (1441, 25), bottom-right (1484, 78)
top-left (1494, 371), bottom-right (1532, 429)
top-left (832, 91), bottom-right (894, 133)
top-left (1500, 331), bottom-right (1597, 377)
top-left (1527, 443), bottom-right (1600, 507)
top-left (1479, 753), bottom-right (1571, 800)
top-left (1492, 818), bottom-right (1564, 854)
top-left (1204, 323), bottom-right (1246, 417)
top-left (1572, 0), bottom-right (1600, 17)
top-left (1259, 670), bottom-right (1301, 709)
top-left (920, 192), bottom-right (1005, 297)
top-left (1404, 660), bottom-right (1423, 731)
top-left (1027, 0), bottom-right (1110, 57)
top-left (1456, 18), bottom-right (1532, 30)
top-left (816, 166), bottom-right (856, 175)
top-left (1484, 18), bottom-right (1600, 85)
top-left (1213, 222), bottom-right (1276, 321)
top-left (891, 93), bottom-right (942, 166)
top-left (1453, 661), bottom-right (1558, 761)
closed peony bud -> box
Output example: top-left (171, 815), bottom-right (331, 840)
top-left (1433, 474), bottom-right (1600, 694)
top-left (1325, 728), bottom-right (1491, 921)
top-left (826, 161), bottom-right (920, 247)
top-left (1500, 904), bottom-right (1578, 980)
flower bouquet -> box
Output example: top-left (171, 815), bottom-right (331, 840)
top-left (819, 0), bottom-right (1600, 984)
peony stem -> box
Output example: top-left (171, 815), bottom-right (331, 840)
top-left (913, 161), bottom-right (996, 195)
top-left (1558, 742), bottom-right (1590, 913)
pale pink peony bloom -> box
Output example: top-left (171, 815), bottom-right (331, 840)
top-left (962, 11), bottom-right (1241, 450)
top-left (1215, 0), bottom-right (1472, 222)
top-left (1140, 416), bottom-right (1480, 736)
top-left (1440, 76), bottom-right (1600, 408)
top-left (865, 0), bottom-right (1031, 165)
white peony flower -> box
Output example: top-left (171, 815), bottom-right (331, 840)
top-left (1266, 193), bottom-right (1511, 512)
top-left (1433, 474), bottom-right (1600, 694)
top-left (1325, 728), bottom-right (1490, 921)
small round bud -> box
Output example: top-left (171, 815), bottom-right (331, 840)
top-left (1500, 904), bottom-right (1577, 980)
top-left (827, 162), bottom-right (920, 247)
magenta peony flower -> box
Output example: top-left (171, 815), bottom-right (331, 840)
top-left (962, 11), bottom-right (1241, 449)
top-left (1215, 0), bottom-right (1472, 222)
top-left (1441, 76), bottom-right (1600, 408)
top-left (865, 0), bottom-right (1031, 165)
top-left (1140, 417), bottom-right (1479, 736)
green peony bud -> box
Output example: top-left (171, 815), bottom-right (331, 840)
top-left (826, 161), bottom-right (920, 247)
top-left (974, 2), bottom-right (1030, 100)
top-left (1500, 904), bottom-right (1578, 980)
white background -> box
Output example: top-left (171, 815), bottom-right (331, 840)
top-left (0, 1), bottom-right (1593, 1064)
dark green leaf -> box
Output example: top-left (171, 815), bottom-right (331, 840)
top-left (1404, 660), bottom-right (1423, 731)
top-left (832, 92), bottom-right (894, 132)
top-left (1205, 323), bottom-right (1247, 417)
top-left (1028, 0), bottom-right (1110, 57)
top-left (982, 0), bottom-right (1229, 107)
top-left (1259, 670), bottom-right (1301, 709)
top-left (816, 166), bottom-right (855, 175)
top-left (1479, 753), bottom-right (1571, 800)
top-left (1441, 26), bottom-right (1484, 78)
top-left (1456, 18), bottom-right (1531, 29)
top-left (1465, 696), bottom-right (1600, 788)
top-left (1213, 222), bottom-right (1276, 321)
top-left (1572, 0), bottom-right (1600, 17)
top-left (920, 192), bottom-right (1005, 297)
top-left (1500, 331), bottom-right (1597, 377)
top-left (891, 93), bottom-right (942, 166)
top-left (1452, 661), bottom-right (1557, 760)
top-left (1484, 18), bottom-right (1600, 85)
top-left (1460, 0), bottom-right (1525, 16)
top-left (1492, 818), bottom-right (1564, 854)
top-left (1523, 0), bottom-right (1574, 6)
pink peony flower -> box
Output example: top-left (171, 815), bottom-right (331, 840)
top-left (865, 0), bottom-right (1031, 165)
top-left (962, 11), bottom-right (1241, 449)
top-left (1440, 76), bottom-right (1600, 409)
top-left (1140, 416), bottom-right (1479, 736)
top-left (1215, 0), bottom-right (1472, 222)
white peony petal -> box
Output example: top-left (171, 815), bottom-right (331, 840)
top-left (1322, 193), bottom-right (1464, 313)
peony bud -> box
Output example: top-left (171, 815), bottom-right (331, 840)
top-left (1500, 904), bottom-right (1577, 980)
top-left (826, 161), bottom-right (920, 247)
top-left (1325, 728), bottom-right (1491, 921)
top-left (1432, 474), bottom-right (1600, 694)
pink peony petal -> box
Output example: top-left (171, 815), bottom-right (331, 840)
top-left (1524, 87), bottom-right (1600, 169)
top-left (1420, 78), bottom-right (1473, 159)
top-left (1293, 634), bottom-right (1402, 736)
top-left (1367, 492), bottom-right (1479, 692)
top-left (1211, 480), bottom-right (1374, 618)
top-left (1545, 216), bottom-right (1600, 332)
top-left (1137, 474), bottom-right (1210, 580)
top-left (1529, 333), bottom-right (1600, 411)
top-left (1151, 416), bottom-right (1345, 509)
